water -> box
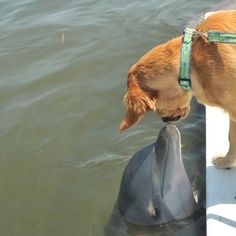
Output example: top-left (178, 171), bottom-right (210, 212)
top-left (0, 1), bottom-right (221, 235)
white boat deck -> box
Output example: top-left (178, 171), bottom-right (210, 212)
top-left (206, 106), bottom-right (236, 235)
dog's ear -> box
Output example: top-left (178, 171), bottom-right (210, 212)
top-left (119, 107), bottom-right (143, 131)
top-left (119, 75), bottom-right (156, 131)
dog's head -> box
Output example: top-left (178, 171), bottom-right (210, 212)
top-left (119, 37), bottom-right (193, 131)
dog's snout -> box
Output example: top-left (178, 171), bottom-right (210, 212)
top-left (162, 115), bottom-right (181, 123)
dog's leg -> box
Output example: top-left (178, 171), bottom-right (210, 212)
top-left (212, 120), bottom-right (236, 169)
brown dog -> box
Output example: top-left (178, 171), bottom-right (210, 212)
top-left (120, 10), bottom-right (236, 169)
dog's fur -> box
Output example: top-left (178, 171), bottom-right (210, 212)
top-left (120, 10), bottom-right (236, 168)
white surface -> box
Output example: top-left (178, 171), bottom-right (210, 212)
top-left (206, 106), bottom-right (236, 235)
top-left (204, 10), bottom-right (236, 235)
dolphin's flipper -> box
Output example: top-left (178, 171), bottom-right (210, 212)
top-left (117, 124), bottom-right (197, 225)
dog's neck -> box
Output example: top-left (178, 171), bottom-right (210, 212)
top-left (154, 37), bottom-right (203, 101)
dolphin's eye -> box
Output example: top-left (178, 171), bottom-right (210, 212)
top-left (153, 207), bottom-right (159, 217)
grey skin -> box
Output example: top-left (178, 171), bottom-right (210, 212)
top-left (117, 124), bottom-right (197, 225)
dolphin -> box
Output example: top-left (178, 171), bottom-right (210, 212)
top-left (104, 124), bottom-right (205, 236)
top-left (117, 124), bottom-right (198, 226)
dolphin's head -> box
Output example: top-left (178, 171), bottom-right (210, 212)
top-left (117, 124), bottom-right (197, 225)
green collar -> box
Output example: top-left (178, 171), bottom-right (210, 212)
top-left (179, 28), bottom-right (236, 91)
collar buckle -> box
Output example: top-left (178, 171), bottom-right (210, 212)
top-left (179, 78), bottom-right (192, 91)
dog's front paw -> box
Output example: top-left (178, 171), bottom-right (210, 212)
top-left (212, 155), bottom-right (236, 169)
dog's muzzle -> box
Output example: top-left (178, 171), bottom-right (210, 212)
top-left (161, 115), bottom-right (181, 123)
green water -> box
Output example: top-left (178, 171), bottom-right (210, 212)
top-left (0, 1), bottom-right (221, 235)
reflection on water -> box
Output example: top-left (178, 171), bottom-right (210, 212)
top-left (0, 0), bottom-right (220, 235)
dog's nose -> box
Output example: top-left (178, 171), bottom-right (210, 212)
top-left (162, 115), bottom-right (181, 123)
